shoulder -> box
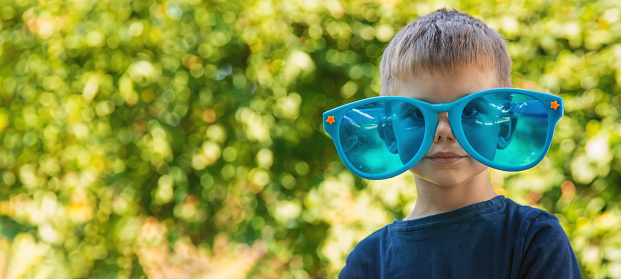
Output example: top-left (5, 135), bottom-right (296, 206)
top-left (519, 207), bottom-right (568, 253)
top-left (502, 197), bottom-right (549, 218)
top-left (497, 198), bottom-right (558, 230)
top-left (339, 225), bottom-right (389, 278)
top-left (500, 199), bottom-right (562, 236)
top-left (505, 199), bottom-right (583, 278)
top-left (346, 225), bottom-right (388, 261)
top-left (499, 198), bottom-right (566, 246)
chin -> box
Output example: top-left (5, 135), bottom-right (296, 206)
top-left (413, 174), bottom-right (470, 187)
top-left (409, 163), bottom-right (489, 187)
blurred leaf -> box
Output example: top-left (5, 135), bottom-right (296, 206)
top-left (0, 0), bottom-right (620, 278)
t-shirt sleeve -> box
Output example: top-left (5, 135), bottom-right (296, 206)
top-left (517, 211), bottom-right (582, 279)
top-left (339, 230), bottom-right (382, 279)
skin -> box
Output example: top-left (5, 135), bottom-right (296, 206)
top-left (395, 65), bottom-right (499, 220)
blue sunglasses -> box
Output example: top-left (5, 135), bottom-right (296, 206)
top-left (323, 88), bottom-right (564, 180)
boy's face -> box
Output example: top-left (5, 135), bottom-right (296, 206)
top-left (393, 65), bottom-right (497, 186)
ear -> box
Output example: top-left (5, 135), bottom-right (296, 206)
top-left (497, 116), bottom-right (518, 149)
top-left (377, 118), bottom-right (399, 154)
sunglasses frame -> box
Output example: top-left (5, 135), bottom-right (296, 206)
top-left (323, 88), bottom-right (564, 180)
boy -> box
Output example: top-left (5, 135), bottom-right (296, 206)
top-left (324, 9), bottom-right (582, 278)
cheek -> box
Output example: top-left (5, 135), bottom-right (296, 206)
top-left (393, 121), bottom-right (426, 164)
top-left (462, 122), bottom-right (501, 161)
top-left (469, 157), bottom-right (490, 173)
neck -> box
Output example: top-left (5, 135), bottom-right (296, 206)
top-left (404, 171), bottom-right (498, 220)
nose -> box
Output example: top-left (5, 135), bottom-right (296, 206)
top-left (433, 112), bottom-right (456, 142)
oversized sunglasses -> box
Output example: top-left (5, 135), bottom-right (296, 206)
top-left (323, 88), bottom-right (564, 180)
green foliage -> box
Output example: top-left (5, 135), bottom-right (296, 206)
top-left (0, 0), bottom-right (620, 278)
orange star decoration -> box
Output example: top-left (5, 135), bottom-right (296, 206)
top-left (550, 101), bottom-right (560, 110)
top-left (326, 116), bottom-right (335, 125)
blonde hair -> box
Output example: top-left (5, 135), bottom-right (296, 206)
top-left (380, 8), bottom-right (511, 96)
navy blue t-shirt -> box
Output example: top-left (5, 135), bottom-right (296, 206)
top-left (339, 195), bottom-right (582, 278)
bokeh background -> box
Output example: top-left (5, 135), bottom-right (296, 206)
top-left (0, 0), bottom-right (620, 278)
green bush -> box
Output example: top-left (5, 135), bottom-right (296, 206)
top-left (0, 0), bottom-right (620, 278)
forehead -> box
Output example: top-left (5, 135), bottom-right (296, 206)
top-left (394, 65), bottom-right (497, 104)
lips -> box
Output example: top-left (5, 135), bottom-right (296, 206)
top-left (427, 152), bottom-right (465, 164)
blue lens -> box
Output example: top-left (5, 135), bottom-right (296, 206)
top-left (391, 101), bottom-right (425, 166)
top-left (462, 92), bottom-right (548, 166)
top-left (339, 101), bottom-right (424, 175)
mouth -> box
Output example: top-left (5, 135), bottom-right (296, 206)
top-left (427, 152), bottom-right (466, 164)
